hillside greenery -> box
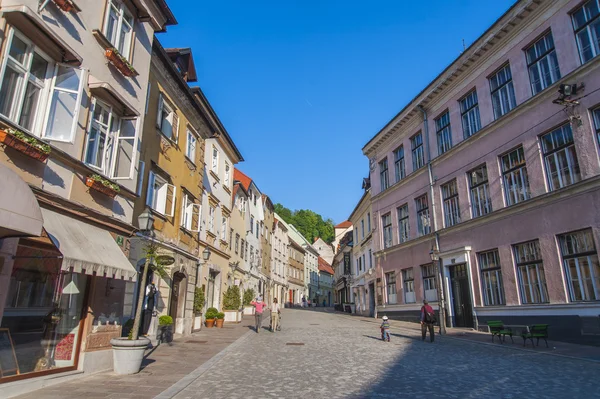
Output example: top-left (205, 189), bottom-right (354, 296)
top-left (274, 203), bottom-right (335, 244)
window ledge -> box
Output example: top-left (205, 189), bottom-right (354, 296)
top-left (206, 230), bottom-right (217, 239)
top-left (209, 170), bottom-right (220, 181)
top-left (222, 184), bottom-right (231, 195)
top-left (92, 30), bottom-right (137, 78)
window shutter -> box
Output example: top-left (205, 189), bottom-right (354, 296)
top-left (165, 184), bottom-right (176, 217)
top-left (136, 160), bottom-right (145, 196)
top-left (192, 203), bottom-right (201, 232)
top-left (172, 111), bottom-right (179, 143)
top-left (156, 93), bottom-right (163, 129)
top-left (146, 171), bottom-right (155, 207)
top-left (180, 194), bottom-right (188, 227)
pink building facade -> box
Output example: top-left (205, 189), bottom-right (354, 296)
top-left (364, 0), bottom-right (600, 344)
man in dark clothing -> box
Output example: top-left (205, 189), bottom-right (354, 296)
top-left (420, 299), bottom-right (435, 342)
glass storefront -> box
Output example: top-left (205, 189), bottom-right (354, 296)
top-left (0, 244), bottom-right (87, 380)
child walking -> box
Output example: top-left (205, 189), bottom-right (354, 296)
top-left (380, 315), bottom-right (390, 342)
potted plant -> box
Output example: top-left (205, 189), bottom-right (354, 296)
top-left (85, 174), bottom-right (120, 198)
top-left (157, 315), bottom-right (173, 344)
top-left (53, 0), bottom-right (76, 12)
top-left (105, 48), bottom-right (138, 77)
top-left (243, 288), bottom-right (255, 316)
top-left (0, 128), bottom-right (51, 162)
top-left (193, 287), bottom-right (205, 331)
top-left (215, 312), bottom-right (225, 328)
top-left (222, 286), bottom-right (242, 323)
top-left (205, 307), bottom-right (218, 328)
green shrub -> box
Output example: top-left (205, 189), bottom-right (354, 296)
top-left (216, 312), bottom-right (225, 320)
top-left (243, 288), bottom-right (255, 306)
top-left (205, 307), bottom-right (219, 319)
top-left (194, 286), bottom-right (205, 314)
top-left (222, 286), bottom-right (241, 310)
top-left (158, 315), bottom-right (173, 326)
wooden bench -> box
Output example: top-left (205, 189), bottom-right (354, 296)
top-left (521, 324), bottom-right (549, 347)
top-left (486, 321), bottom-right (513, 343)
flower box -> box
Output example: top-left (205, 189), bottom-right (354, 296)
top-left (53, 0), bottom-right (76, 12)
top-left (0, 129), bottom-right (50, 162)
top-left (85, 176), bottom-right (119, 198)
top-left (104, 48), bottom-right (138, 78)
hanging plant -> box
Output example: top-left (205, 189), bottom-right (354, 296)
top-left (0, 128), bottom-right (51, 162)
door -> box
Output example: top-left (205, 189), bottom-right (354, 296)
top-left (169, 273), bottom-right (184, 327)
top-left (449, 264), bottom-right (474, 328)
top-left (369, 283), bottom-right (376, 317)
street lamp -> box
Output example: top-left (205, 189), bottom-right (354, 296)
top-left (131, 207), bottom-right (155, 341)
top-left (430, 246), bottom-right (447, 335)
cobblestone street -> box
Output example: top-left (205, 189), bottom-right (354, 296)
top-left (167, 309), bottom-right (600, 399)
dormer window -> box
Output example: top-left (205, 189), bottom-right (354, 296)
top-left (104, 0), bottom-right (134, 61)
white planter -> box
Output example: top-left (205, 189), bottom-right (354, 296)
top-left (193, 315), bottom-right (202, 331)
top-left (110, 337), bottom-right (150, 375)
top-left (224, 310), bottom-right (241, 323)
top-left (244, 306), bottom-right (255, 316)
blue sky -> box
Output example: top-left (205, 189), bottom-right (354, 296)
top-left (159, 0), bottom-right (515, 224)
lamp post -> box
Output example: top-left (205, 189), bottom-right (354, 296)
top-left (430, 246), bottom-right (447, 335)
top-left (132, 207), bottom-right (155, 341)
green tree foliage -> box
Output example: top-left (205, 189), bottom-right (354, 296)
top-left (243, 288), bottom-right (255, 306)
top-left (223, 285), bottom-right (242, 310)
top-left (274, 203), bottom-right (335, 244)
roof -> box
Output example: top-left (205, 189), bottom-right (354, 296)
top-left (335, 221), bottom-right (352, 229)
top-left (153, 0), bottom-right (178, 29)
top-left (165, 48), bottom-right (197, 82)
top-left (318, 257), bottom-right (334, 275)
top-left (233, 168), bottom-right (252, 192)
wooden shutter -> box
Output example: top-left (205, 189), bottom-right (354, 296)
top-left (165, 184), bottom-right (176, 217)
top-left (146, 171), bottom-right (155, 207)
top-left (192, 203), bottom-right (201, 232)
top-left (172, 111), bottom-right (179, 143)
top-left (156, 93), bottom-right (163, 129)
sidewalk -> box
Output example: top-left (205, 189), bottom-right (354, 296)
top-left (12, 317), bottom-right (255, 399)
top-left (333, 310), bottom-right (600, 363)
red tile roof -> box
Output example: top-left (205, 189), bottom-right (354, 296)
top-left (318, 257), bottom-right (334, 275)
top-left (234, 168), bottom-right (252, 191)
top-left (335, 221), bottom-right (352, 229)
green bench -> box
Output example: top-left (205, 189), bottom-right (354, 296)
top-left (486, 321), bottom-right (513, 344)
top-left (521, 324), bottom-right (549, 348)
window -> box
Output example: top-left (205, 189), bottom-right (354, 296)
top-left (245, 242), bottom-right (248, 261)
top-left (460, 90), bottom-right (481, 138)
top-left (229, 228), bottom-right (233, 249)
top-left (45, 65), bottom-right (84, 141)
top-left (224, 162), bottom-right (231, 186)
top-left (593, 107), bottom-right (600, 144)
top-left (250, 216), bottom-right (254, 234)
top-left (235, 234), bottom-right (240, 254)
top-left (402, 268), bottom-right (415, 303)
top-left (212, 146), bottom-right (219, 174)
top-left (379, 158), bottom-right (389, 191)
top-left (220, 216), bottom-right (228, 241)
top-left (468, 165), bottom-right (492, 218)
top-left (513, 240), bottom-right (548, 304)
top-left (501, 146), bottom-right (530, 206)
top-left (479, 250), bottom-right (505, 306)
top-left (397, 204), bottom-right (409, 243)
top-left (422, 264), bottom-right (438, 303)
top-left (526, 32), bottom-right (560, 95)
top-left (240, 238), bottom-right (245, 256)
top-left (386, 272), bottom-right (397, 304)
top-left (435, 111), bottom-right (452, 155)
top-left (208, 206), bottom-right (215, 233)
top-left (572, 1), bottom-right (600, 64)
top-left (490, 64), bottom-right (516, 119)
top-left (136, 160), bottom-right (145, 196)
top-left (367, 212), bottom-right (371, 232)
top-left (146, 171), bottom-right (176, 216)
top-left (541, 124), bottom-right (581, 191)
top-left (103, 0), bottom-right (134, 60)
top-left (361, 220), bottom-right (365, 239)
top-left (180, 192), bottom-right (200, 232)
top-left (369, 249), bottom-right (372, 268)
top-left (559, 229), bottom-right (600, 301)
top-left (156, 94), bottom-right (178, 141)
top-left (250, 245), bottom-right (254, 264)
top-left (411, 133), bottom-right (425, 170)
top-left (186, 129), bottom-right (197, 162)
top-left (442, 180), bottom-right (460, 227)
top-left (382, 213), bottom-right (393, 249)
top-left (394, 146), bottom-right (405, 182)
top-left (415, 195), bottom-right (430, 236)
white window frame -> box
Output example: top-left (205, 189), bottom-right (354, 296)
top-left (441, 180), bottom-right (460, 228)
top-left (422, 264), bottom-right (438, 303)
top-left (386, 272), bottom-right (397, 304)
top-left (186, 127), bottom-right (197, 162)
top-left (416, 194), bottom-right (430, 236)
top-left (459, 90), bottom-right (481, 138)
top-left (397, 204), bottom-right (409, 244)
top-left (382, 213), bottom-right (393, 249)
top-left (501, 146), bottom-right (530, 206)
top-left (212, 145), bottom-right (219, 174)
top-left (435, 111), bottom-right (452, 155)
top-left (402, 268), bottom-right (415, 304)
top-left (572, 1), bottom-right (600, 64)
top-left (221, 216), bottom-right (228, 241)
top-left (513, 240), bottom-right (548, 304)
top-left (478, 250), bottom-right (505, 306)
top-left (156, 93), bottom-right (178, 141)
top-left (394, 146), bottom-right (405, 182)
top-left (411, 133), bottom-right (424, 171)
top-left (379, 158), bottom-right (389, 191)
top-left (103, 0), bottom-right (134, 61)
top-left (146, 171), bottom-right (176, 217)
top-left (224, 162), bottom-right (231, 186)
top-left (559, 229), bottom-right (600, 302)
top-left (490, 64), bottom-right (517, 120)
top-left (180, 192), bottom-right (201, 232)
top-left (526, 31), bottom-right (561, 95)
top-left (541, 124), bottom-right (580, 191)
top-left (208, 205), bottom-right (215, 233)
top-left (469, 165), bottom-right (492, 218)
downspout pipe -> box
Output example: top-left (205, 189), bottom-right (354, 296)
top-left (416, 105), bottom-right (438, 232)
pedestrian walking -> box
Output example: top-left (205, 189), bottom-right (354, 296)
top-left (270, 297), bottom-right (281, 332)
top-left (302, 296), bottom-right (307, 308)
top-left (380, 315), bottom-right (390, 342)
top-left (420, 299), bottom-right (436, 342)
top-left (250, 296), bottom-right (267, 333)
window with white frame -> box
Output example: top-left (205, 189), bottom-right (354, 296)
top-left (460, 90), bottom-right (481, 138)
top-left (572, 1), bottom-right (600, 64)
top-left (235, 234), bottom-right (240, 254)
top-left (180, 192), bottom-right (200, 232)
top-left (146, 171), bottom-right (176, 216)
top-left (382, 213), bottom-right (393, 249)
top-left (379, 158), bottom-right (389, 191)
top-left (0, 29), bottom-right (85, 140)
top-left (541, 124), bottom-right (581, 191)
top-left (394, 146), bottom-right (405, 182)
top-left (369, 249), bottom-right (373, 268)
top-left (559, 229), bottom-right (600, 301)
top-left (208, 205), bottom-right (215, 233)
top-left (442, 180), bottom-right (460, 227)
top-left (468, 164), bottom-right (492, 218)
top-left (221, 216), bottom-right (228, 241)
top-left (402, 268), bottom-right (415, 303)
top-left (501, 146), bottom-right (530, 206)
top-left (212, 146), bottom-right (219, 173)
top-left (526, 32), bottom-right (561, 95)
top-left (367, 212), bottom-right (371, 232)
top-left (156, 94), bottom-right (178, 141)
top-left (593, 107), bottom-right (600, 144)
top-left (361, 220), bottom-right (365, 240)
top-left (229, 228), bottom-right (233, 249)
top-left (490, 64), bottom-right (516, 119)
top-left (186, 128), bottom-right (197, 162)
top-left (386, 272), bottom-right (397, 304)
top-left (103, 0), bottom-right (134, 60)
top-left (224, 162), bottom-right (231, 186)
top-left (513, 240), bottom-right (548, 304)
top-left (416, 194), bottom-right (430, 236)
top-left (250, 216), bottom-right (254, 234)
top-left (478, 250), bottom-right (505, 306)
top-left (245, 242), bottom-right (248, 261)
top-left (435, 111), bottom-right (452, 155)
top-left (411, 132), bottom-right (425, 171)
top-left (397, 204), bottom-right (409, 244)
top-left (422, 264), bottom-right (438, 303)
top-left (240, 238), bottom-right (245, 256)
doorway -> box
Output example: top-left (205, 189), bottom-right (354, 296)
top-left (369, 283), bottom-right (375, 317)
top-left (169, 272), bottom-right (186, 329)
top-left (448, 264), bottom-right (473, 328)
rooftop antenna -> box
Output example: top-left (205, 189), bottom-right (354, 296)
top-left (462, 39), bottom-right (466, 52)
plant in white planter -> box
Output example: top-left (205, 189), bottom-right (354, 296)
top-left (243, 288), bottom-right (256, 315)
top-left (223, 286), bottom-right (242, 323)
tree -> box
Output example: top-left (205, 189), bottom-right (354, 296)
top-left (274, 203), bottom-right (335, 244)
